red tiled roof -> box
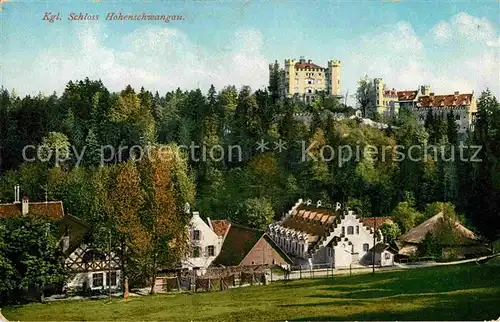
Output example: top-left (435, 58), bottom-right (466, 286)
top-left (0, 201), bottom-right (64, 220)
top-left (210, 220), bottom-right (231, 238)
top-left (384, 89), bottom-right (397, 96)
top-left (417, 93), bottom-right (473, 109)
top-left (360, 217), bottom-right (393, 230)
top-left (397, 90), bottom-right (418, 101)
top-left (295, 62), bottom-right (324, 70)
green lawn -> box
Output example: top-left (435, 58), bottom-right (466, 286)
top-left (4, 263), bottom-right (500, 321)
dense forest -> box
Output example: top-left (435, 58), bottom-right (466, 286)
top-left (0, 79), bottom-right (499, 241)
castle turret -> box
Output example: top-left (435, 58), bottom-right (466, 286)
top-left (327, 60), bottom-right (341, 97)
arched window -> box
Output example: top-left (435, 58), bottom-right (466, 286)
top-left (347, 226), bottom-right (354, 235)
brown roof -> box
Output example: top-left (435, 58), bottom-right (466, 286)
top-left (397, 90), bottom-right (418, 101)
top-left (210, 220), bottom-right (231, 238)
top-left (214, 223), bottom-right (292, 266)
top-left (400, 212), bottom-right (476, 244)
top-left (0, 201), bottom-right (64, 220)
top-left (295, 62), bottom-right (324, 70)
top-left (360, 217), bottom-right (394, 230)
top-left (281, 205), bottom-right (340, 251)
top-left (213, 224), bottom-right (264, 266)
top-left (416, 93), bottom-right (473, 109)
top-left (384, 89), bottom-right (397, 96)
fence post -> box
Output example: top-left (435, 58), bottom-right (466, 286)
top-left (299, 266), bottom-right (302, 279)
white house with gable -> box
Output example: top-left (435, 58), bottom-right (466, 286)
top-left (181, 211), bottom-right (227, 274)
top-left (268, 199), bottom-right (396, 268)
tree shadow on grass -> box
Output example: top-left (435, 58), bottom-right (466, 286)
top-left (287, 293), bottom-right (500, 321)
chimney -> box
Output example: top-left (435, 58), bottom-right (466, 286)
top-left (14, 185), bottom-right (20, 204)
top-left (454, 91), bottom-right (459, 95)
top-left (22, 196), bottom-right (29, 215)
top-left (430, 93), bottom-right (435, 96)
top-left (192, 211), bottom-right (200, 218)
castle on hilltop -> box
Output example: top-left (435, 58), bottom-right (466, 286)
top-left (269, 57), bottom-right (342, 104)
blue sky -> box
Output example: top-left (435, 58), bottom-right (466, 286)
top-left (1, 0), bottom-right (499, 102)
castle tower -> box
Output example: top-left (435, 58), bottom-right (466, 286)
top-left (374, 78), bottom-right (384, 108)
top-left (284, 59), bottom-right (296, 98)
top-left (328, 60), bottom-right (341, 97)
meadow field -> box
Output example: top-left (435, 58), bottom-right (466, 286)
top-left (3, 262), bottom-right (500, 321)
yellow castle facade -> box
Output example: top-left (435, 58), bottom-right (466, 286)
top-left (270, 57), bottom-right (341, 104)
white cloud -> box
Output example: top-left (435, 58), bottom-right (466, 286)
top-left (2, 12), bottom-right (498, 104)
top-left (341, 12), bottom-right (499, 104)
top-left (4, 23), bottom-right (268, 96)
top-left (432, 21), bottom-right (452, 41)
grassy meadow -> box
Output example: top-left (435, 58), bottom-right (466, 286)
top-left (3, 263), bottom-right (500, 321)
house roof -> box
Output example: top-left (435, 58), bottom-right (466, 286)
top-left (400, 212), bottom-right (476, 244)
top-left (58, 214), bottom-right (91, 256)
top-left (213, 223), bottom-right (293, 267)
top-left (210, 219), bottom-right (231, 238)
top-left (371, 243), bottom-right (397, 254)
top-left (416, 93), bottom-right (473, 109)
top-left (281, 204), bottom-right (340, 248)
top-left (360, 217), bottom-right (394, 230)
top-left (0, 201), bottom-right (65, 220)
top-left (295, 62), bottom-right (324, 70)
top-left (213, 224), bottom-right (263, 266)
top-left (397, 90), bottom-right (418, 101)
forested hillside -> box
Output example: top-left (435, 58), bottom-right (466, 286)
top-left (0, 80), bottom-right (499, 241)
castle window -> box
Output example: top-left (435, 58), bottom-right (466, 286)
top-left (347, 226), bottom-right (354, 235)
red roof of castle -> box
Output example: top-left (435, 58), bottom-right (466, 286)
top-left (295, 62), bottom-right (324, 70)
top-left (397, 90), bottom-right (418, 101)
top-left (417, 93), bottom-right (473, 108)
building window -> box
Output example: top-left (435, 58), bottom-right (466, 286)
top-left (363, 243), bottom-right (369, 252)
top-left (207, 245), bottom-right (215, 256)
top-left (92, 273), bottom-right (104, 287)
top-left (192, 247), bottom-right (201, 258)
top-left (106, 271), bottom-right (117, 286)
top-left (347, 226), bottom-right (354, 235)
top-left (251, 261), bottom-right (255, 265)
top-left (385, 252), bottom-right (391, 260)
top-left (193, 230), bottom-right (200, 241)
top-left (456, 114), bottom-right (460, 120)
top-left (342, 226), bottom-right (345, 235)
top-left (356, 226), bottom-right (359, 234)
top-left (308, 89), bottom-right (312, 94)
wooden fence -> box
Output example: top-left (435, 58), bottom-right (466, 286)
top-left (154, 265), bottom-right (271, 293)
